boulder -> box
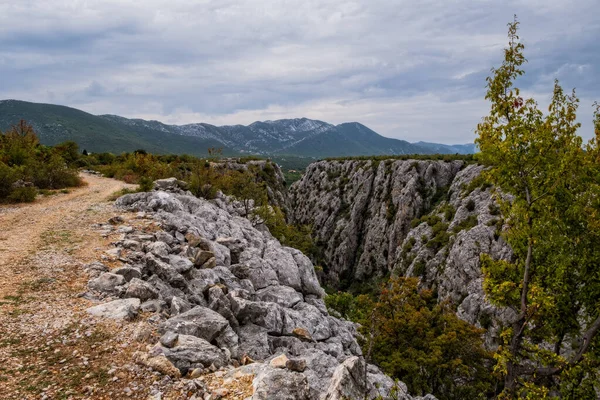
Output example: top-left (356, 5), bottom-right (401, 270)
top-left (160, 334), bottom-right (229, 372)
top-left (125, 278), bottom-right (159, 301)
top-left (84, 262), bottom-right (109, 278)
top-left (237, 323), bottom-right (271, 361)
top-left (286, 358), bottom-right (307, 372)
top-left (155, 231), bottom-right (175, 245)
top-left (134, 352), bottom-right (181, 378)
top-left (269, 354), bottom-right (289, 368)
top-left (255, 285), bottom-right (303, 308)
top-left (153, 177), bottom-right (188, 192)
top-left (112, 265), bottom-right (142, 282)
top-left (86, 298), bottom-right (140, 321)
top-left (252, 367), bottom-right (311, 400)
top-left (147, 275), bottom-right (185, 305)
top-left (159, 306), bottom-right (239, 354)
top-left (168, 254), bottom-right (194, 273)
top-left (323, 356), bottom-right (367, 400)
top-left (146, 254), bottom-right (186, 288)
top-left (170, 296), bottom-right (192, 316)
top-left (88, 272), bottom-right (125, 295)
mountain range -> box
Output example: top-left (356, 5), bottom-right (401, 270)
top-left (0, 100), bottom-right (476, 158)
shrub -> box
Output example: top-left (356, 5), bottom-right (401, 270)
top-left (0, 122), bottom-right (82, 202)
top-left (138, 176), bottom-right (154, 192)
top-left (0, 162), bottom-right (17, 198)
top-left (360, 278), bottom-right (494, 399)
top-left (8, 187), bottom-right (37, 203)
top-left (452, 215), bottom-right (479, 233)
top-left (465, 198), bottom-right (476, 212)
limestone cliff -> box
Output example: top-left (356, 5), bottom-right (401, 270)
top-left (289, 160), bottom-right (514, 342)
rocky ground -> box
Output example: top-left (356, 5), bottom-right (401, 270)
top-left (0, 174), bottom-right (255, 399)
top-left (0, 174), bottom-right (426, 400)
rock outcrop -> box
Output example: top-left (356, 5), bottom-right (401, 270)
top-left (289, 159), bottom-right (465, 286)
top-left (84, 181), bottom-right (415, 399)
top-left (290, 160), bottom-right (514, 344)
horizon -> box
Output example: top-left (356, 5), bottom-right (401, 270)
top-left (1, 1), bottom-right (598, 144)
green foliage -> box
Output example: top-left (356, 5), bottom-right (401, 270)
top-left (465, 198), bottom-right (476, 212)
top-left (452, 215), bottom-right (479, 233)
top-left (440, 203), bottom-right (456, 221)
top-left (476, 17), bottom-right (600, 398)
top-left (0, 121), bottom-right (82, 203)
top-left (412, 259), bottom-right (427, 277)
top-left (325, 291), bottom-right (363, 321)
top-left (8, 187), bottom-right (37, 202)
top-left (252, 204), bottom-right (315, 257)
top-left (137, 176), bottom-right (154, 192)
top-left (336, 277), bottom-right (494, 400)
top-left (386, 200), bottom-right (397, 223)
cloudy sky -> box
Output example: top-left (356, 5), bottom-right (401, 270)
top-left (1, 1), bottom-right (598, 144)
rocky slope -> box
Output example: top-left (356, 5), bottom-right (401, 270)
top-left (289, 160), bottom-right (514, 342)
top-left (82, 179), bottom-right (429, 400)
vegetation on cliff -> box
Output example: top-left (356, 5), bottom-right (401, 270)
top-left (327, 278), bottom-right (495, 399)
top-left (477, 17), bottom-right (600, 398)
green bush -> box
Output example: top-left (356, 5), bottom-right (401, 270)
top-left (0, 121), bottom-right (84, 203)
top-left (138, 176), bottom-right (154, 192)
top-left (465, 198), bottom-right (476, 212)
top-left (7, 187), bottom-right (37, 203)
top-left (0, 162), bottom-right (17, 198)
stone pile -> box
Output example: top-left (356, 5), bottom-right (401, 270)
top-left (83, 179), bottom-right (424, 399)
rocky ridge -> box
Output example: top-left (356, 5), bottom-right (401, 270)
top-left (289, 160), bottom-right (514, 343)
top-left (83, 179), bottom-right (427, 400)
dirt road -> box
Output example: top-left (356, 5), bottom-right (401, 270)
top-left (0, 174), bottom-right (252, 399)
top-left (0, 173), bottom-right (163, 400)
top-left (0, 173), bottom-right (133, 298)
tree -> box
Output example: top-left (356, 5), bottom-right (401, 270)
top-left (355, 277), bottom-right (494, 400)
top-left (476, 16), bottom-right (600, 398)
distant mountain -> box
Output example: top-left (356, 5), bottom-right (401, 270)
top-left (414, 141), bottom-right (477, 155)
top-left (0, 100), bottom-right (475, 158)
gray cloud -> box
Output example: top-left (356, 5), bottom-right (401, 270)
top-left (0, 0), bottom-right (598, 144)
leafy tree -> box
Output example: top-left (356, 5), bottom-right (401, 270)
top-left (476, 17), bottom-right (600, 398)
top-left (354, 277), bottom-right (494, 400)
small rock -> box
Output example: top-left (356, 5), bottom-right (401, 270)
top-left (113, 265), bottom-right (142, 282)
top-left (269, 354), bottom-right (289, 369)
top-left (125, 278), bottom-right (159, 301)
top-left (189, 367), bottom-right (203, 379)
top-left (286, 358), bottom-right (307, 372)
top-left (194, 251), bottom-right (215, 267)
top-left (211, 388), bottom-right (229, 399)
top-left (160, 332), bottom-right (179, 348)
top-left (105, 248), bottom-right (122, 259)
top-left (109, 216), bottom-right (125, 225)
top-left (240, 354), bottom-right (255, 365)
top-left (133, 323), bottom-right (154, 343)
top-left (292, 327), bottom-right (313, 342)
top-left (118, 225), bottom-right (135, 234)
top-left (201, 257), bottom-right (217, 269)
top-left (134, 352), bottom-right (181, 379)
top-left (88, 272), bottom-right (125, 295)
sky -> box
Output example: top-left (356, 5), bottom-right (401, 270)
top-left (0, 0), bottom-right (598, 144)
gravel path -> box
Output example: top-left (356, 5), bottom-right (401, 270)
top-left (0, 174), bottom-right (256, 399)
top-left (0, 173), bottom-right (132, 298)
